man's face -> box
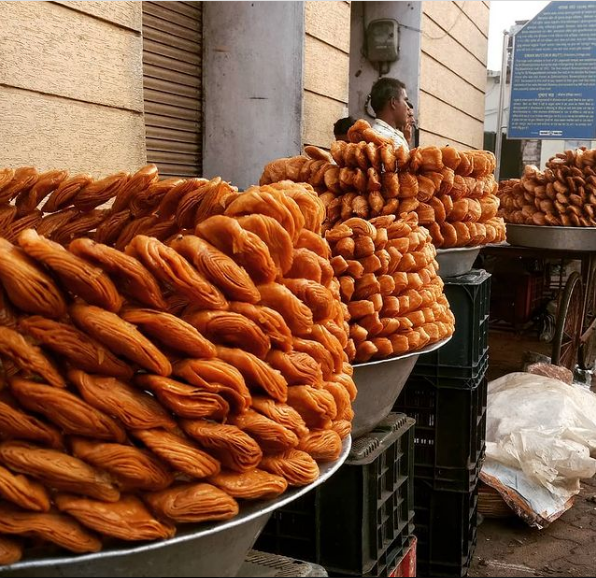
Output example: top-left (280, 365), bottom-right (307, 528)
top-left (392, 89), bottom-right (410, 131)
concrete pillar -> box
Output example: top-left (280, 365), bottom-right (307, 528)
top-left (203, 2), bottom-right (305, 190)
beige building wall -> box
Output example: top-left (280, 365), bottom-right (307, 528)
top-left (0, 1), bottom-right (146, 177)
top-left (302, 1), bottom-right (351, 149)
top-left (419, 1), bottom-right (489, 150)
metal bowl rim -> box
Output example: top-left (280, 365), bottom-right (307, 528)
top-left (352, 335), bottom-right (452, 369)
top-left (506, 223), bottom-right (596, 231)
top-left (2, 438), bottom-right (352, 572)
top-left (436, 246), bottom-right (483, 255)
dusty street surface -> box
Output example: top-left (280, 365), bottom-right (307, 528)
top-left (470, 477), bottom-right (596, 577)
top-left (469, 330), bottom-right (596, 577)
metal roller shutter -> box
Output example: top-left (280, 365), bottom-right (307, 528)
top-left (142, 1), bottom-right (203, 177)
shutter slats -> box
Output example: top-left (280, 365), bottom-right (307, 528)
top-left (143, 1), bottom-right (202, 177)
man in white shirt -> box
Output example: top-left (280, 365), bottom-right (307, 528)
top-left (369, 77), bottom-right (412, 151)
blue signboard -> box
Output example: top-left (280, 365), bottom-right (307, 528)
top-left (508, 1), bottom-right (596, 140)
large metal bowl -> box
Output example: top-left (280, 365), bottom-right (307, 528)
top-left (506, 223), bottom-right (596, 252)
top-left (0, 438), bottom-right (351, 578)
top-left (436, 247), bottom-right (481, 279)
top-left (351, 337), bottom-right (451, 438)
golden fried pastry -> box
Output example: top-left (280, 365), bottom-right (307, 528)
top-left (56, 493), bottom-right (174, 541)
top-left (226, 186), bottom-right (305, 242)
top-left (0, 503), bottom-right (102, 553)
top-left (286, 386), bottom-right (337, 429)
top-left (180, 178), bottom-right (226, 226)
top-left (172, 359), bottom-right (251, 414)
top-left (18, 229), bottom-right (122, 312)
top-left (0, 238), bottom-right (67, 318)
top-left (236, 214), bottom-right (294, 274)
top-left (331, 419), bottom-right (352, 440)
top-left (321, 316), bottom-right (349, 348)
top-left (155, 177), bottom-right (207, 218)
top-left (35, 209), bottom-right (78, 241)
top-left (291, 337), bottom-right (335, 379)
top-left (324, 381), bottom-right (354, 422)
top-left (3, 211), bottom-right (44, 244)
top-left (43, 174), bottom-right (93, 213)
top-left (0, 326), bottom-right (66, 388)
top-left (209, 469), bottom-right (288, 500)
top-left (181, 419), bottom-right (263, 473)
top-left (68, 369), bottom-right (176, 431)
top-left (298, 429), bottom-right (342, 461)
top-left (73, 171), bottom-right (129, 212)
top-left (215, 346), bottom-right (288, 403)
top-left (311, 324), bottom-right (344, 373)
top-left (19, 316), bottom-right (133, 380)
top-left (108, 164), bottom-right (158, 213)
top-left (69, 238), bottom-right (167, 309)
top-left (136, 374), bottom-right (229, 421)
top-left (0, 441), bottom-right (119, 501)
top-left (0, 399), bottom-right (63, 449)
top-left (11, 377), bottom-right (126, 442)
top-left (196, 215), bottom-right (277, 284)
top-left (126, 236), bottom-right (228, 310)
top-left (354, 340), bottom-right (378, 362)
top-left (121, 307), bottom-right (216, 359)
top-left (129, 176), bottom-right (184, 217)
top-left (71, 437), bottom-right (173, 492)
top-left (260, 449), bottom-right (319, 486)
top-left (266, 349), bottom-right (324, 387)
top-left (0, 204), bottom-right (16, 237)
top-left (132, 428), bottom-right (221, 479)
top-left (52, 209), bottom-right (108, 246)
top-left (286, 248), bottom-right (324, 284)
top-left (228, 302), bottom-right (293, 352)
top-left (230, 409), bottom-right (298, 453)
top-left (257, 283), bottom-right (313, 336)
top-left (184, 310), bottom-right (270, 359)
top-left (250, 396), bottom-right (309, 438)
top-left (0, 167), bottom-right (38, 204)
top-left (16, 169), bottom-right (68, 216)
top-left (169, 235), bottom-right (260, 304)
top-left (90, 209), bottom-right (131, 246)
top-left (281, 278), bottom-right (333, 322)
top-left (0, 465), bottom-right (50, 512)
top-left (295, 229), bottom-right (330, 259)
top-left (69, 304), bottom-right (172, 376)
top-left (270, 181), bottom-right (326, 233)
top-left (144, 483), bottom-right (239, 524)
top-left (0, 535), bottom-right (22, 565)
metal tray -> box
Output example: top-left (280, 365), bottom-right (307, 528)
top-left (351, 336), bottom-right (451, 438)
top-left (0, 438), bottom-right (351, 578)
top-left (506, 223), bottom-right (596, 252)
top-left (436, 246), bottom-right (481, 279)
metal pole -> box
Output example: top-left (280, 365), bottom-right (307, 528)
top-left (494, 30), bottom-right (510, 182)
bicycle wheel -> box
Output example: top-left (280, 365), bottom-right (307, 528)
top-left (579, 258), bottom-right (596, 369)
top-left (552, 271), bottom-right (583, 370)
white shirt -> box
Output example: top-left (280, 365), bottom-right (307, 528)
top-left (371, 118), bottom-right (410, 151)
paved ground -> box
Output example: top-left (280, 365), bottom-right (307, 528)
top-left (469, 329), bottom-right (596, 577)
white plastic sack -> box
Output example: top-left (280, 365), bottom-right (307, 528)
top-left (481, 372), bottom-right (596, 527)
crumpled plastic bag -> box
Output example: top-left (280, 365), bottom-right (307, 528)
top-left (481, 372), bottom-right (596, 528)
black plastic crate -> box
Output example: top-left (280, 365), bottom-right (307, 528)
top-left (415, 481), bottom-right (479, 577)
top-left (257, 413), bottom-right (415, 577)
top-left (393, 368), bottom-right (487, 492)
top-left (415, 269), bottom-right (491, 380)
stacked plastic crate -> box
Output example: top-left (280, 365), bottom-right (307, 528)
top-left (394, 269), bottom-right (490, 577)
top-left (256, 413), bottom-right (416, 577)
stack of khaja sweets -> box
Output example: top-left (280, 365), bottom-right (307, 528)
top-left (325, 213), bottom-right (454, 363)
top-left (498, 147), bottom-right (596, 226)
top-left (0, 178), bottom-right (355, 565)
top-left (260, 119), bottom-right (506, 248)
